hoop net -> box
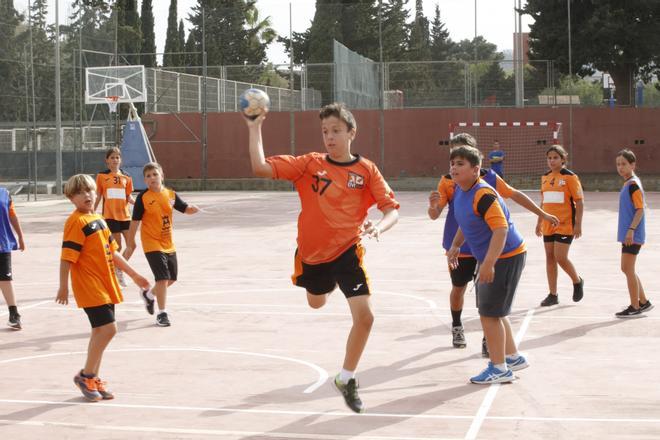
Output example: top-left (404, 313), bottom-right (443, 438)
top-left (105, 96), bottom-right (120, 113)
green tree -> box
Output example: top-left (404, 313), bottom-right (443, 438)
top-left (380, 0), bottom-right (409, 61)
top-left (116, 0), bottom-right (141, 65)
top-left (0, 0), bottom-right (22, 122)
top-left (178, 19), bottom-right (185, 66)
top-left (408, 0), bottom-right (430, 61)
top-left (429, 4), bottom-right (453, 61)
top-left (244, 1), bottom-right (276, 64)
top-left (306, 0), bottom-right (342, 63)
top-left (163, 0), bottom-right (180, 67)
top-left (522, 0), bottom-right (660, 106)
top-left (140, 0), bottom-right (156, 67)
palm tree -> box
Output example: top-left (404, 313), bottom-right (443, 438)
top-left (244, 0), bottom-right (277, 64)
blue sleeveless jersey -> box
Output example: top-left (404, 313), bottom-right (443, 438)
top-left (453, 179), bottom-right (524, 263)
top-left (617, 175), bottom-right (645, 244)
top-left (0, 188), bottom-right (18, 252)
top-left (442, 168), bottom-right (498, 253)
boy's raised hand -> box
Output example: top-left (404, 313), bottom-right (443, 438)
top-left (243, 111), bottom-right (267, 128)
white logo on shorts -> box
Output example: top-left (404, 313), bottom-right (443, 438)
top-left (353, 283), bottom-right (363, 291)
top-left (561, 236), bottom-right (568, 240)
top-left (5, 273), bottom-right (10, 277)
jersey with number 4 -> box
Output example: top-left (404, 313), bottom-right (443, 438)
top-left (267, 152), bottom-right (400, 265)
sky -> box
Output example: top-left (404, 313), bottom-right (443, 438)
top-left (13, 0), bottom-right (533, 64)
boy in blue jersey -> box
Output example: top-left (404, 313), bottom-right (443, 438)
top-left (446, 145), bottom-right (528, 384)
top-left (429, 133), bottom-right (557, 354)
top-left (614, 149), bottom-right (652, 318)
top-left (0, 187), bottom-right (26, 329)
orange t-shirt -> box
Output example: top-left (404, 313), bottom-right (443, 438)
top-left (132, 187), bottom-right (188, 253)
top-left (96, 170), bottom-right (133, 221)
top-left (540, 169), bottom-right (583, 235)
top-left (61, 211), bottom-right (123, 308)
top-left (267, 152), bottom-right (400, 264)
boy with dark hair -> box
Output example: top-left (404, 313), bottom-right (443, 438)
top-left (125, 162), bottom-right (199, 327)
top-left (245, 102), bottom-right (400, 413)
top-left (0, 186), bottom-right (25, 329)
top-left (446, 145), bottom-right (528, 384)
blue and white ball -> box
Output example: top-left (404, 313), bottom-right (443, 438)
top-left (239, 88), bottom-right (270, 120)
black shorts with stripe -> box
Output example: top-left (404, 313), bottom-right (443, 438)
top-left (0, 252), bottom-right (11, 281)
top-left (449, 256), bottom-right (477, 287)
top-left (106, 219), bottom-right (130, 233)
top-left (543, 234), bottom-right (574, 245)
top-left (145, 251), bottom-right (178, 281)
top-left (292, 244), bottom-right (370, 298)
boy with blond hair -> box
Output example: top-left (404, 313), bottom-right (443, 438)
top-left (57, 174), bottom-right (150, 401)
top-left (125, 162), bottom-right (199, 327)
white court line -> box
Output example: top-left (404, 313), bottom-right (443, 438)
top-left (2, 399), bottom-right (660, 424)
top-left (0, 347), bottom-right (328, 394)
top-left (464, 309), bottom-right (535, 440)
top-left (0, 419), bottom-right (454, 440)
top-left (0, 300), bottom-right (50, 318)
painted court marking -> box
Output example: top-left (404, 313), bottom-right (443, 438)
top-left (464, 309), bottom-right (536, 440)
top-left (0, 300), bottom-right (50, 318)
top-left (0, 347), bottom-right (328, 394)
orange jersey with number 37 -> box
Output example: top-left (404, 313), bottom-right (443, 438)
top-left (267, 152), bottom-right (400, 264)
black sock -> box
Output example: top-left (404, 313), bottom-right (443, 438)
top-left (8, 305), bottom-right (17, 315)
top-left (451, 309), bottom-right (462, 327)
top-left (81, 370), bottom-right (95, 378)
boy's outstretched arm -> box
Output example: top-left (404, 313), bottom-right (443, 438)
top-left (245, 114), bottom-right (274, 178)
top-left (9, 213), bottom-right (25, 251)
top-left (362, 208), bottom-right (399, 241)
top-left (112, 252), bottom-right (151, 290)
top-left (510, 189), bottom-right (559, 226)
top-left (123, 220), bottom-right (140, 260)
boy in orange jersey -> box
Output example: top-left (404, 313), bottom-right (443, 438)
top-left (125, 162), bottom-right (199, 327)
top-left (94, 147), bottom-right (134, 287)
top-left (536, 145), bottom-right (584, 307)
top-left (245, 102), bottom-right (400, 413)
top-left (56, 174), bottom-right (150, 401)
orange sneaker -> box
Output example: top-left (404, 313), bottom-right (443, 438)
top-left (73, 370), bottom-right (102, 401)
top-left (95, 377), bottom-right (114, 400)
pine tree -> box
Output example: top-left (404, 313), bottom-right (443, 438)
top-left (306, 0), bottom-right (342, 63)
top-left (163, 0), bottom-right (180, 67)
top-left (140, 0), bottom-right (156, 67)
top-left (177, 19), bottom-right (185, 67)
top-left (0, 0), bottom-right (22, 121)
top-left (380, 0), bottom-right (409, 61)
top-left (117, 0), bottom-right (141, 65)
top-left (340, 0), bottom-right (379, 60)
top-left (429, 4), bottom-right (452, 61)
top-left (408, 0), bottom-right (430, 61)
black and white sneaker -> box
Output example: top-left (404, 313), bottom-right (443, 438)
top-left (140, 289), bottom-right (155, 315)
top-left (573, 277), bottom-right (584, 302)
top-left (452, 326), bottom-right (466, 348)
top-left (540, 293), bottom-right (559, 307)
top-left (156, 312), bottom-right (171, 327)
top-left (615, 305), bottom-right (642, 318)
top-left (7, 313), bottom-right (21, 330)
top-left (333, 374), bottom-right (365, 413)
top-left (639, 300), bottom-right (654, 313)
top-left (481, 336), bottom-right (489, 358)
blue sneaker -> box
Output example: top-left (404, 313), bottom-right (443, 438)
top-left (506, 354), bottom-right (529, 371)
top-left (470, 362), bottom-right (514, 384)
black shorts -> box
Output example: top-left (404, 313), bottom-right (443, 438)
top-left (0, 252), bottom-right (11, 281)
top-left (622, 244), bottom-right (642, 255)
top-left (292, 244), bottom-right (370, 298)
top-left (449, 256), bottom-right (477, 287)
top-left (475, 252), bottom-right (526, 318)
top-left (145, 251), bottom-right (178, 281)
top-left (106, 219), bottom-right (130, 233)
top-left (83, 304), bottom-right (116, 328)
top-left (543, 234), bottom-right (574, 244)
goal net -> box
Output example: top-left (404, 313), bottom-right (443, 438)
top-left (448, 121), bottom-right (563, 183)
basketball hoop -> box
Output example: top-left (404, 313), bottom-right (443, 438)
top-left (105, 96), bottom-right (120, 113)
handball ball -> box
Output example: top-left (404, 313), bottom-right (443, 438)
top-left (240, 88), bottom-right (270, 120)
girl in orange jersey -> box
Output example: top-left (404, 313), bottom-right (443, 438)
top-left (94, 147), bottom-right (134, 286)
top-left (536, 145), bottom-right (584, 306)
top-left (245, 102), bottom-right (399, 413)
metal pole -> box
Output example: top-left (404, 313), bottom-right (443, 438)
top-left (518, 0), bottom-right (524, 107)
top-left (473, 0), bottom-right (478, 123)
top-left (201, 6), bottom-right (208, 190)
top-left (27, 0), bottom-right (38, 200)
top-left (23, 49), bottom-right (31, 201)
top-left (378, 0), bottom-right (385, 172)
top-left (567, 0), bottom-right (573, 157)
top-left (55, 0), bottom-right (63, 195)
top-left (289, 2), bottom-right (295, 156)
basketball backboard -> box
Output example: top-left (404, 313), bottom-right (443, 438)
top-left (85, 65), bottom-right (147, 104)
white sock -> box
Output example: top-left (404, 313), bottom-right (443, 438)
top-left (507, 352), bottom-right (520, 360)
top-left (494, 363), bottom-right (507, 372)
top-left (158, 309), bottom-right (167, 315)
top-left (145, 289), bottom-right (155, 300)
top-left (339, 368), bottom-right (355, 383)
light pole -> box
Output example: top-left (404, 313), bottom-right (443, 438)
top-left (567, 0), bottom-right (573, 157)
top-left (55, 0), bottom-right (62, 195)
